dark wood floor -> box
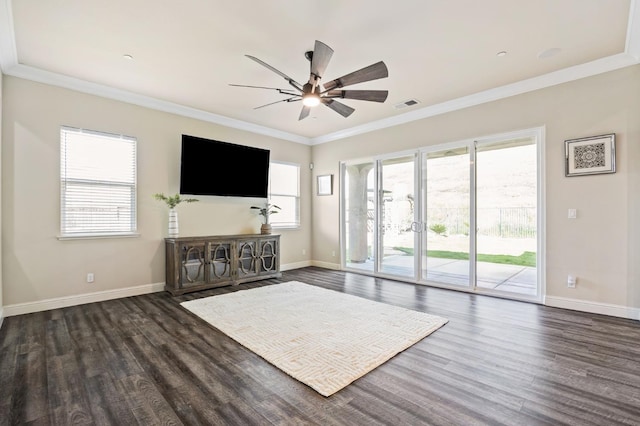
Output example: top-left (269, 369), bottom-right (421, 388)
top-left (1, 267), bottom-right (640, 425)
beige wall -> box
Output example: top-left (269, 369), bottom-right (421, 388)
top-left (0, 70), bottom-right (3, 316)
top-left (1, 76), bottom-right (312, 306)
top-left (312, 65), bottom-right (640, 311)
top-left (628, 71), bottom-right (640, 315)
top-left (2, 65), bottom-right (639, 316)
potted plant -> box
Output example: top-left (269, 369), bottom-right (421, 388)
top-left (251, 203), bottom-right (281, 234)
top-left (153, 193), bottom-right (198, 236)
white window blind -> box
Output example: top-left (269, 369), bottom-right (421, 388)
top-left (60, 126), bottom-right (137, 237)
top-left (269, 162), bottom-right (300, 228)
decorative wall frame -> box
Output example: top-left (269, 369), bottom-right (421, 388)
top-left (565, 133), bottom-right (616, 177)
top-left (317, 174), bottom-right (333, 195)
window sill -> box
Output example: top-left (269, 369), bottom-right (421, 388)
top-left (271, 225), bottom-right (301, 230)
top-left (57, 232), bottom-right (141, 241)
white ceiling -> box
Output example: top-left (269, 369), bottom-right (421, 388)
top-left (1, 0), bottom-right (639, 145)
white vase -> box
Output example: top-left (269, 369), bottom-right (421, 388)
top-left (168, 208), bottom-right (179, 236)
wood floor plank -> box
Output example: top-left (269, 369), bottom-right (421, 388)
top-left (1, 266), bottom-right (640, 425)
top-left (254, 396), bottom-right (326, 426)
top-left (82, 373), bottom-right (139, 425)
top-left (118, 374), bottom-right (185, 425)
top-left (46, 353), bottom-right (95, 425)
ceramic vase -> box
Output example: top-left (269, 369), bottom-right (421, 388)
top-left (260, 223), bottom-right (272, 235)
top-left (168, 208), bottom-right (179, 236)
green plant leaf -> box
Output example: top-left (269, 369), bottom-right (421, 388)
top-left (153, 193), bottom-right (198, 209)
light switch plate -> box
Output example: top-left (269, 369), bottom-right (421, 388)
top-left (568, 209), bottom-right (577, 219)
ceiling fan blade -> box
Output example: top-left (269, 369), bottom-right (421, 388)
top-left (310, 40), bottom-right (334, 79)
top-left (230, 83), bottom-right (289, 90)
top-left (230, 84), bottom-right (300, 96)
top-left (322, 98), bottom-right (355, 118)
top-left (245, 55), bottom-right (303, 91)
top-left (299, 106), bottom-right (311, 120)
top-left (322, 61), bottom-right (389, 91)
top-left (326, 90), bottom-right (388, 103)
top-left (254, 96), bottom-right (300, 110)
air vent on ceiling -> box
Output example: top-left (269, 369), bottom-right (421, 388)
top-left (394, 99), bottom-right (420, 109)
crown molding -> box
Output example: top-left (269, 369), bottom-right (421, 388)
top-left (627, 0), bottom-right (640, 59)
top-left (310, 52), bottom-right (639, 145)
top-left (4, 63), bottom-right (311, 145)
top-left (1, 0), bottom-right (638, 146)
top-left (0, 0), bottom-right (16, 72)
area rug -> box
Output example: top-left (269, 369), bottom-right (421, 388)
top-left (180, 281), bottom-right (448, 396)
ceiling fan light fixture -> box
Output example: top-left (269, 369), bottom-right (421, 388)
top-left (302, 93), bottom-right (321, 107)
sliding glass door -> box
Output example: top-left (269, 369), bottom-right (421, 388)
top-left (422, 147), bottom-right (471, 287)
top-left (379, 155), bottom-right (417, 278)
top-left (475, 137), bottom-right (538, 297)
top-left (341, 128), bottom-right (542, 301)
top-left (344, 160), bottom-right (376, 272)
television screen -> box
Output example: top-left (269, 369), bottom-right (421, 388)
top-left (180, 135), bottom-right (270, 198)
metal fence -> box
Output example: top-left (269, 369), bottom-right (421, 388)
top-left (426, 207), bottom-right (536, 238)
top-left (363, 206), bottom-right (536, 238)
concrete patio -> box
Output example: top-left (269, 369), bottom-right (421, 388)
top-left (348, 254), bottom-right (537, 297)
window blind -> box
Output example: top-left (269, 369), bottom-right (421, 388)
top-left (60, 126), bottom-right (137, 236)
top-left (269, 162), bottom-right (300, 227)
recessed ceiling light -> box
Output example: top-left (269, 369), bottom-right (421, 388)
top-left (496, 51), bottom-right (507, 57)
top-left (123, 54), bottom-right (134, 60)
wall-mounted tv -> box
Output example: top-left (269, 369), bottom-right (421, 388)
top-left (180, 134), bottom-right (270, 198)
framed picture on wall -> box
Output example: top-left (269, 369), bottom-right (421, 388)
top-left (317, 174), bottom-right (333, 195)
top-left (565, 133), bottom-right (616, 177)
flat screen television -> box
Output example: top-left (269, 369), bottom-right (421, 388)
top-left (180, 134), bottom-right (270, 198)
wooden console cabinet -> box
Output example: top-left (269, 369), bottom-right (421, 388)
top-left (164, 234), bottom-right (281, 295)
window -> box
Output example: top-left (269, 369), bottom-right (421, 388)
top-left (60, 126), bottom-right (137, 238)
top-left (269, 162), bottom-right (300, 228)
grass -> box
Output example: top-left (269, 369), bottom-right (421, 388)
top-left (393, 247), bottom-right (536, 267)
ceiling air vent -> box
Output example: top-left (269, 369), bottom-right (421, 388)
top-left (394, 99), bottom-right (420, 110)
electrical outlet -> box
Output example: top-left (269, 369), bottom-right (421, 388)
top-left (302, 249), bottom-right (306, 255)
top-left (567, 275), bottom-right (576, 288)
top-left (87, 273), bottom-right (95, 283)
top-left (332, 250), bottom-right (336, 257)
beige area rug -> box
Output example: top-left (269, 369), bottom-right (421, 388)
top-left (180, 281), bottom-right (448, 396)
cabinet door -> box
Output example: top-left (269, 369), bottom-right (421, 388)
top-left (258, 238), bottom-right (279, 274)
top-left (208, 241), bottom-right (233, 283)
top-left (237, 240), bottom-right (259, 279)
top-left (179, 242), bottom-right (206, 288)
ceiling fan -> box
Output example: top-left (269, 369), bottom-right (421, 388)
top-left (230, 40), bottom-right (389, 120)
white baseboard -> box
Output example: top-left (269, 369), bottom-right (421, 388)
top-left (3, 282), bottom-right (166, 317)
top-left (545, 296), bottom-right (640, 320)
top-left (1, 262), bottom-right (325, 318)
top-left (281, 261), bottom-right (312, 271)
top-left (5, 276), bottom-right (636, 322)
top-left (282, 261), bottom-right (340, 271)
top-left (310, 260), bottom-right (341, 270)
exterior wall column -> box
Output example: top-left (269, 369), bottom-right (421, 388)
top-left (346, 164), bottom-right (373, 263)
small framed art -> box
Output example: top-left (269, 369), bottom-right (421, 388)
top-left (565, 133), bottom-right (616, 177)
top-left (317, 174), bottom-right (333, 195)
